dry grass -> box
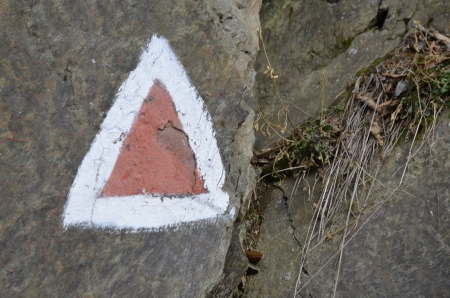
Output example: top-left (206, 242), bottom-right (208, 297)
top-left (251, 22), bottom-right (450, 297)
top-left (295, 23), bottom-right (450, 297)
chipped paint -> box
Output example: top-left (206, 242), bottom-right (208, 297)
top-left (63, 35), bottom-right (229, 231)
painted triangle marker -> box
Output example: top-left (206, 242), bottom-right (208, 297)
top-left (101, 81), bottom-right (206, 197)
top-left (63, 35), bottom-right (229, 231)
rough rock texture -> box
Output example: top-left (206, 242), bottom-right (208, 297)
top-left (247, 118), bottom-right (450, 297)
top-left (254, 0), bottom-right (450, 149)
top-left (244, 184), bottom-right (311, 297)
top-left (246, 0), bottom-right (450, 297)
top-left (210, 107), bottom-right (258, 298)
top-left (296, 120), bottom-right (450, 297)
top-left (0, 0), bottom-right (260, 296)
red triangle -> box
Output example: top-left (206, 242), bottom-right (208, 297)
top-left (101, 80), bottom-right (206, 197)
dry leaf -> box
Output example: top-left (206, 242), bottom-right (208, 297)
top-left (294, 157), bottom-right (307, 168)
top-left (245, 250), bottom-right (263, 263)
top-left (253, 121), bottom-right (259, 131)
top-left (385, 82), bottom-right (394, 94)
top-left (382, 72), bottom-right (407, 78)
top-left (391, 104), bottom-right (402, 122)
top-left (377, 99), bottom-right (393, 110)
top-left (426, 61), bottom-right (437, 69)
top-left (370, 122), bottom-right (384, 146)
top-left (429, 41), bottom-right (437, 53)
top-left (358, 95), bottom-right (377, 110)
top-left (434, 31), bottom-right (450, 45)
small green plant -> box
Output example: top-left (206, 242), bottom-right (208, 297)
top-left (400, 93), bottom-right (426, 116)
top-left (433, 69), bottom-right (450, 96)
top-left (291, 118), bottom-right (338, 167)
top-left (341, 37), bottom-right (354, 50)
top-left (252, 21), bottom-right (450, 297)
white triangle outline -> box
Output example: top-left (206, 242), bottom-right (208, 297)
top-left (63, 35), bottom-right (229, 230)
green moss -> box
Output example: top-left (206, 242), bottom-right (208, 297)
top-left (334, 83), bottom-right (355, 109)
top-left (263, 1), bottom-right (292, 30)
top-left (273, 156), bottom-right (291, 173)
top-left (244, 206), bottom-right (259, 221)
top-left (356, 57), bottom-right (386, 77)
top-left (341, 37), bottom-right (354, 50)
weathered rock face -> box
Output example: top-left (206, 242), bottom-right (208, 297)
top-left (254, 0), bottom-right (450, 149)
top-left (0, 0), bottom-right (260, 296)
top-left (246, 119), bottom-right (450, 297)
top-left (246, 0), bottom-right (450, 296)
top-left (244, 184), bottom-right (310, 297)
top-left (3, 0), bottom-right (450, 296)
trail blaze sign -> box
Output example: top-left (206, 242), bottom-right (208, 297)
top-left (63, 36), bottom-right (229, 230)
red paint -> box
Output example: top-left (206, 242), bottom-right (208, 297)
top-left (102, 80), bottom-right (206, 197)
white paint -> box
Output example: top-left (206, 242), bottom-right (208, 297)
top-left (63, 35), bottom-right (229, 231)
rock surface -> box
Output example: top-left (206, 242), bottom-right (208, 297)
top-left (0, 0), bottom-right (260, 296)
top-left (3, 0), bottom-right (450, 296)
top-left (246, 119), bottom-right (450, 297)
top-left (254, 0), bottom-right (450, 149)
top-left (246, 0), bottom-right (450, 296)
top-left (244, 184), bottom-right (310, 297)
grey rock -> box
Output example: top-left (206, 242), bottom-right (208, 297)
top-left (295, 119), bottom-right (450, 297)
top-left (253, 0), bottom-right (450, 149)
top-left (245, 185), bottom-right (306, 297)
top-left (394, 80), bottom-right (408, 97)
top-left (209, 220), bottom-right (248, 298)
top-left (0, 0), bottom-right (260, 297)
top-left (247, 120), bottom-right (450, 296)
top-left (247, 1), bottom-right (450, 296)
top-left (247, 263), bottom-right (260, 274)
